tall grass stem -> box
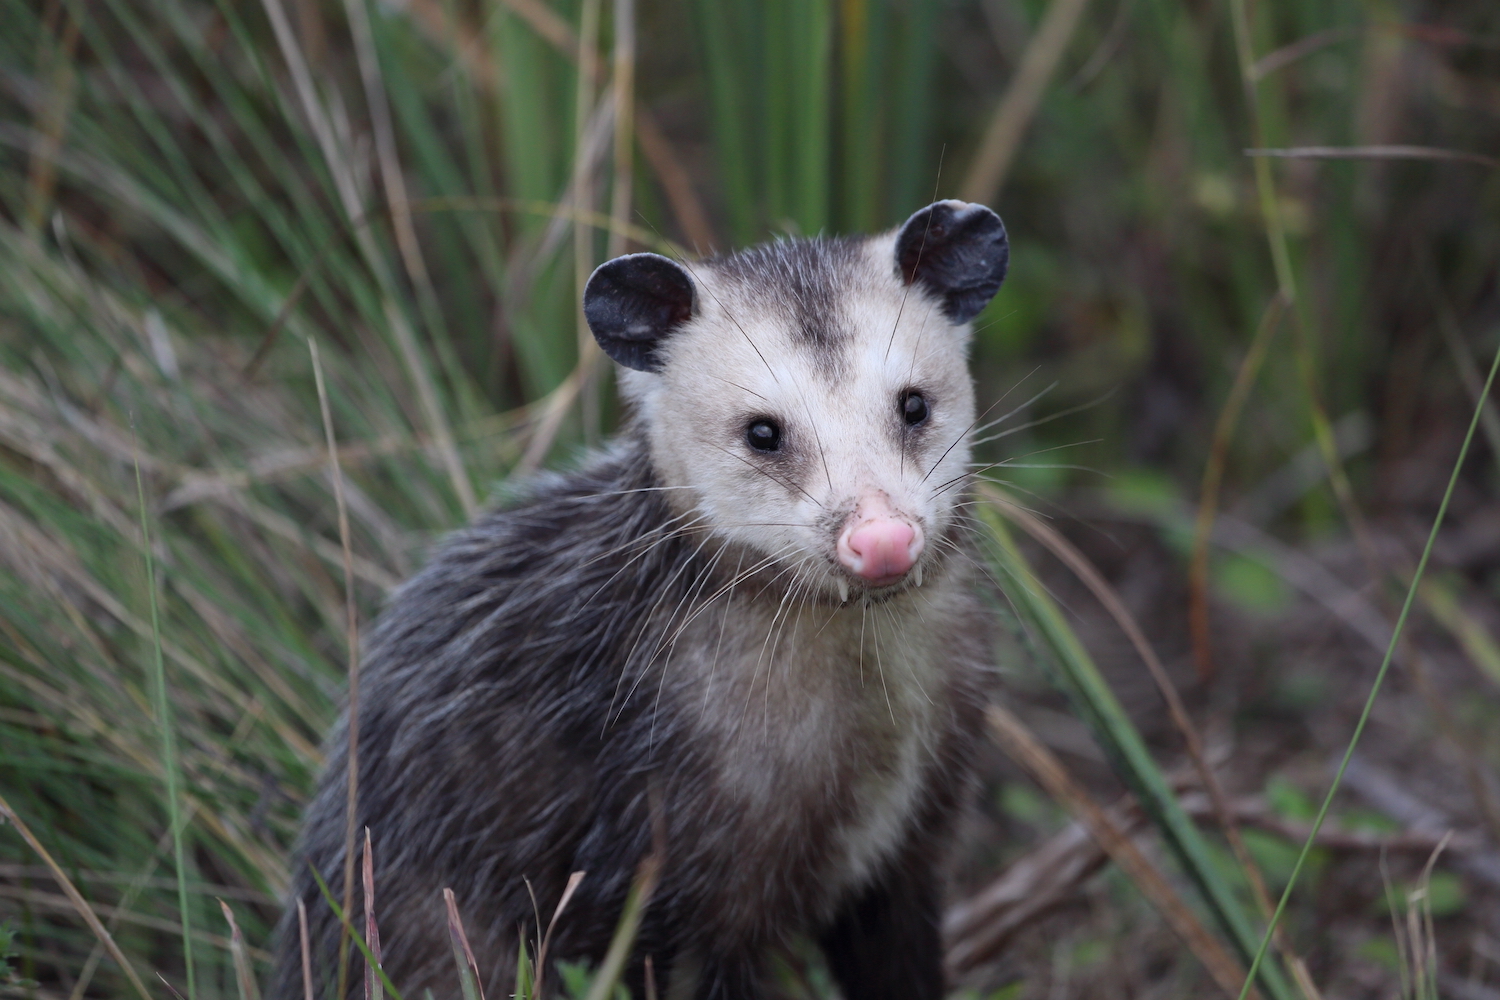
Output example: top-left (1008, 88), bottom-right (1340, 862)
top-left (134, 441), bottom-right (195, 998)
top-left (1234, 340), bottom-right (1500, 999)
top-left (311, 338), bottom-right (362, 999)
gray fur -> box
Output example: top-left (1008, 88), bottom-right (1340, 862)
top-left (710, 237), bottom-right (863, 374)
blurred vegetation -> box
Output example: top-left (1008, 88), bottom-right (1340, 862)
top-left (0, 0), bottom-right (1498, 996)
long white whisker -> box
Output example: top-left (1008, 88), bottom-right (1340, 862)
top-left (969, 386), bottom-right (1119, 448)
top-left (668, 256), bottom-right (781, 385)
top-left (870, 597), bottom-right (894, 723)
top-left (922, 380), bottom-right (1049, 484)
top-left (741, 554), bottom-right (817, 730)
top-left (646, 544), bottom-right (729, 752)
top-left (968, 378), bottom-right (1057, 439)
top-left (705, 440), bottom-right (825, 509)
top-left (660, 542), bottom-right (803, 650)
top-left (700, 548), bottom-right (746, 723)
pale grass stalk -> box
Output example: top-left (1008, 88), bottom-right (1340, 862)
top-left (219, 900), bottom-right (261, 1000)
top-left (362, 829), bottom-right (383, 1000)
top-left (1188, 291), bottom-right (1287, 681)
top-left (533, 870), bottom-right (585, 999)
top-left (959, 0), bottom-right (1092, 205)
top-left (476, 0), bottom-right (714, 249)
top-left (582, 856), bottom-right (659, 1000)
top-left (984, 704), bottom-right (1252, 999)
top-left (342, 0), bottom-right (477, 515)
top-left (983, 482), bottom-right (1320, 994)
top-left (575, 0), bottom-right (603, 445)
top-left (443, 889), bottom-right (485, 1000)
top-left (298, 899), bottom-right (315, 1000)
top-left (310, 338), bottom-right (362, 998)
top-left (135, 442), bottom-right (195, 998)
top-left (263, 0), bottom-right (476, 515)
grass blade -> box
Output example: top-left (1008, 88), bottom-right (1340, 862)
top-left (1234, 304), bottom-right (1500, 1000)
top-left (976, 499), bottom-right (1296, 1000)
top-left (309, 865), bottom-right (406, 1000)
top-left (218, 900), bottom-right (261, 1000)
top-left (362, 829), bottom-right (383, 1000)
top-left (0, 793), bottom-right (153, 1000)
top-left (297, 899), bottom-right (314, 1000)
top-left (311, 337), bottom-right (362, 1000)
top-left (581, 856), bottom-right (659, 1000)
top-left (443, 889), bottom-right (485, 1000)
top-left (985, 703), bottom-right (1249, 997)
top-left (135, 443), bottom-right (195, 998)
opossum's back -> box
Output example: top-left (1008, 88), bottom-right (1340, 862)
top-left (280, 441), bottom-right (691, 996)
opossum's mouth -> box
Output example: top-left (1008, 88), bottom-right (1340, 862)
top-left (828, 555), bottom-right (930, 604)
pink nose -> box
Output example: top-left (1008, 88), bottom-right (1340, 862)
top-left (837, 502), bottom-right (924, 584)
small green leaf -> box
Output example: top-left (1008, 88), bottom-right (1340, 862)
top-left (1214, 553), bottom-right (1290, 613)
top-left (1265, 776), bottom-right (1316, 823)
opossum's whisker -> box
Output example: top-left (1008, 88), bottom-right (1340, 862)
top-left (972, 462), bottom-right (1103, 475)
top-left (949, 488), bottom-right (1058, 523)
top-left (969, 386), bottom-right (1119, 448)
top-left (900, 299), bottom-right (941, 479)
top-left (660, 542), bottom-right (803, 653)
top-left (741, 553), bottom-right (817, 729)
top-left (610, 530), bottom-right (724, 726)
top-left (671, 521), bottom-right (816, 532)
top-left (812, 590), bottom-right (844, 639)
top-left (921, 382), bottom-right (1039, 484)
top-left (884, 169), bottom-right (942, 362)
top-left (577, 506), bottom-right (704, 574)
top-left (570, 484), bottom-right (700, 501)
top-left (931, 441), bottom-right (1103, 498)
top-left (650, 541), bottom-right (732, 668)
top-left (706, 373), bottom-right (769, 402)
top-left (878, 600), bottom-right (934, 707)
top-left (794, 388), bottom-right (835, 494)
top-left (858, 600), bottom-right (868, 688)
top-left (620, 541), bottom-right (731, 731)
top-left (968, 378), bottom-right (1056, 439)
top-left (706, 441), bottom-right (825, 509)
top-left (762, 566), bottom-right (816, 735)
top-left (577, 510), bottom-right (709, 610)
top-left (669, 256), bottom-right (780, 385)
top-left (700, 548), bottom-right (745, 722)
top-left (870, 597), bottom-right (894, 723)
top-left (648, 544), bottom-right (729, 751)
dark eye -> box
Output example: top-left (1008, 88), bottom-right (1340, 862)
top-left (747, 419), bottom-right (781, 452)
top-left (901, 392), bottom-right (929, 426)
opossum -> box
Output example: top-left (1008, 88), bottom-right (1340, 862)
top-left (275, 200), bottom-right (1010, 1000)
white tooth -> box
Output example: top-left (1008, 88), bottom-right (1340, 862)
top-left (914, 563), bottom-right (924, 587)
top-left (836, 578), bottom-right (849, 603)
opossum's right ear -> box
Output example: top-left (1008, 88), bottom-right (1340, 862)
top-left (584, 253), bottom-right (697, 373)
top-left (894, 200), bottom-right (1009, 324)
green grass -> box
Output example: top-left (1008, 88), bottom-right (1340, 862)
top-left (1, 0), bottom-right (1498, 996)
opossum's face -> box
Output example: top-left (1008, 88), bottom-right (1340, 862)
top-left (585, 201), bottom-right (1008, 601)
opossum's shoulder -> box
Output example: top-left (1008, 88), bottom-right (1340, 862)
top-left (362, 438), bottom-right (676, 667)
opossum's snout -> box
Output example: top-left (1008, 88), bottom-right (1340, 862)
top-left (836, 495), bottom-right (925, 586)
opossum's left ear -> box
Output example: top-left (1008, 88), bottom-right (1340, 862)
top-left (894, 200), bottom-right (1009, 324)
top-left (584, 253), bottom-right (697, 372)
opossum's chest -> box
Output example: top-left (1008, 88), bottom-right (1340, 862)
top-left (671, 589), bottom-right (954, 911)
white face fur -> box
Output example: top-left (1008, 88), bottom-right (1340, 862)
top-left (619, 235), bottom-right (976, 602)
top-left (586, 200), bottom-right (1010, 605)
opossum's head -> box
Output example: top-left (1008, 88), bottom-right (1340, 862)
top-left (584, 200), bottom-right (1008, 601)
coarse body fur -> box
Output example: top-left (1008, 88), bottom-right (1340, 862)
top-left (276, 203), bottom-right (1009, 1000)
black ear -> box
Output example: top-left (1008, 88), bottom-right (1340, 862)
top-left (583, 253), bottom-right (696, 372)
top-left (894, 200), bottom-right (1009, 324)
